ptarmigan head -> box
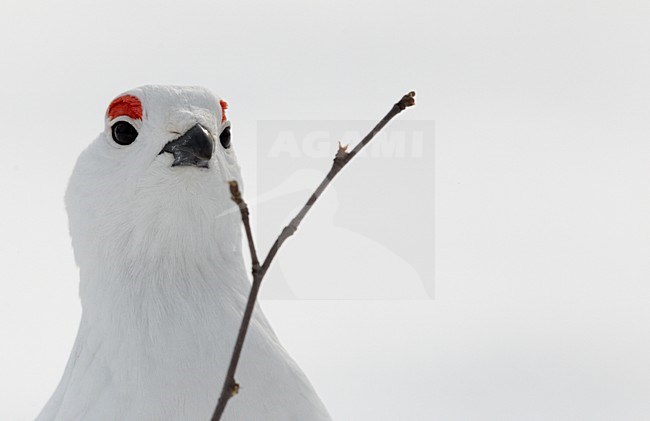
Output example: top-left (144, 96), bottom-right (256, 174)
top-left (65, 85), bottom-right (243, 284)
top-left (99, 85), bottom-right (235, 174)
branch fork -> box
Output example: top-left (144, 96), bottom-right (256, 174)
top-left (211, 91), bottom-right (416, 420)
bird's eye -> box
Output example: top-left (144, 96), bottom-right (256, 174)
top-left (220, 126), bottom-right (231, 149)
top-left (111, 121), bottom-right (138, 145)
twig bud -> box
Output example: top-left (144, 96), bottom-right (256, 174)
top-left (228, 181), bottom-right (243, 205)
top-left (397, 91), bottom-right (416, 110)
top-left (336, 141), bottom-right (349, 159)
top-left (231, 382), bottom-right (240, 397)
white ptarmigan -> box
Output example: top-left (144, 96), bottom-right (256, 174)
top-left (36, 85), bottom-right (331, 421)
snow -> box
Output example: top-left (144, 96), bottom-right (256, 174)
top-left (2, 0), bottom-right (650, 419)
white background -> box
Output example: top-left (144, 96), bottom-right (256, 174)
top-left (1, 0), bottom-right (650, 419)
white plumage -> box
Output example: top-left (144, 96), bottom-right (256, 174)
top-left (37, 85), bottom-right (331, 420)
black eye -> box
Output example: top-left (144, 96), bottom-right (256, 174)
top-left (220, 126), bottom-right (231, 149)
top-left (111, 121), bottom-right (138, 145)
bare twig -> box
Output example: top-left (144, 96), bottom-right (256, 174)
top-left (211, 91), bottom-right (416, 421)
top-left (228, 181), bottom-right (260, 275)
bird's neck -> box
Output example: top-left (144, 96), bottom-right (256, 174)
top-left (75, 199), bottom-right (250, 332)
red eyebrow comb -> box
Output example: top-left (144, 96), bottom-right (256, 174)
top-left (107, 95), bottom-right (143, 120)
top-left (219, 99), bottom-right (228, 123)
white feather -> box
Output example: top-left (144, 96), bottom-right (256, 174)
top-left (36, 85), bottom-right (331, 421)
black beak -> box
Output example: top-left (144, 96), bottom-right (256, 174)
top-left (160, 124), bottom-right (214, 168)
